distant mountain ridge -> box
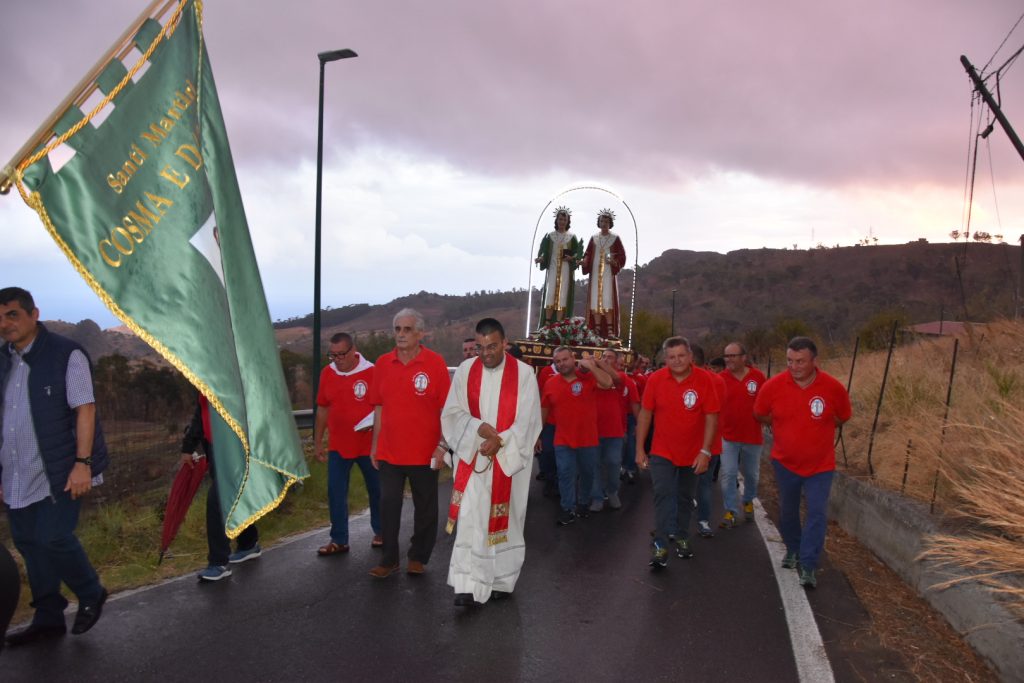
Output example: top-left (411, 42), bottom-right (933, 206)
top-left (53, 241), bottom-right (1021, 364)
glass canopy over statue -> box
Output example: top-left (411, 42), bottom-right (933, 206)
top-left (534, 206), bottom-right (583, 328)
top-left (522, 184), bottom-right (638, 361)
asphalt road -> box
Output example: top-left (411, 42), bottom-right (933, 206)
top-left (1, 462), bottom-right (897, 682)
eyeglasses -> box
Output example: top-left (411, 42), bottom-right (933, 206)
top-left (328, 349), bottom-right (353, 360)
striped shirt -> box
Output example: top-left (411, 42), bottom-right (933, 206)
top-left (0, 340), bottom-right (97, 509)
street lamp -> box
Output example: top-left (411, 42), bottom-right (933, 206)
top-left (313, 48), bottom-right (357, 412)
top-left (671, 289), bottom-right (677, 336)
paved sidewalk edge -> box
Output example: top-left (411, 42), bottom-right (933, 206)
top-left (753, 499), bottom-right (836, 683)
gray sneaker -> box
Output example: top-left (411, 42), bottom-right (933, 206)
top-left (589, 499), bottom-right (604, 513)
top-left (607, 493), bottom-right (622, 510)
top-left (799, 567), bottom-right (817, 588)
top-left (229, 544), bottom-right (262, 564)
top-left (198, 565), bottom-right (232, 581)
top-left (782, 552), bottom-right (799, 569)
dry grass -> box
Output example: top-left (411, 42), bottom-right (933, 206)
top-left (820, 320), bottom-right (1024, 622)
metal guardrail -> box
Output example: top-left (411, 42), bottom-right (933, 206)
top-left (293, 409), bottom-right (314, 431)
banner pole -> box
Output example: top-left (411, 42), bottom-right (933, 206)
top-left (0, 0), bottom-right (177, 195)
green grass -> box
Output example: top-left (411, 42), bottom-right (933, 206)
top-left (2, 446), bottom-right (373, 623)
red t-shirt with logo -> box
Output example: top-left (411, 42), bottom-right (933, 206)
top-left (537, 364), bottom-right (557, 425)
top-left (620, 375), bottom-right (639, 422)
top-left (708, 371), bottom-right (726, 455)
top-left (753, 369), bottom-right (852, 476)
top-left (369, 346), bottom-right (451, 466)
top-left (631, 371), bottom-right (647, 398)
top-left (542, 371), bottom-right (600, 448)
top-left (596, 371), bottom-right (630, 438)
top-left (642, 366), bottom-right (721, 466)
top-left (316, 358), bottom-right (374, 457)
top-left (718, 366), bottom-right (767, 445)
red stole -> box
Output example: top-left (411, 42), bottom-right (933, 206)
top-left (446, 354), bottom-right (518, 545)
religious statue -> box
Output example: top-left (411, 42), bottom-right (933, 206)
top-left (535, 206), bottom-right (583, 329)
top-left (581, 208), bottom-right (626, 339)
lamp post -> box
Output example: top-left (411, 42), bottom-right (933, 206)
top-left (671, 288), bottom-right (677, 336)
top-left (313, 48), bottom-right (357, 412)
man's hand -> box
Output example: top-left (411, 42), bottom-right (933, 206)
top-left (314, 444), bottom-right (328, 463)
top-left (692, 452), bottom-right (710, 475)
top-left (477, 423), bottom-right (502, 459)
top-left (180, 452), bottom-right (196, 469)
top-left (65, 462), bottom-right (92, 499)
top-left (431, 445), bottom-right (446, 471)
top-left (636, 447), bottom-right (649, 471)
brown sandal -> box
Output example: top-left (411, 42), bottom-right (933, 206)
top-left (317, 542), bottom-right (350, 556)
top-left (371, 535), bottom-right (383, 548)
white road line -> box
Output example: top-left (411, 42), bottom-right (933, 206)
top-left (753, 498), bottom-right (835, 683)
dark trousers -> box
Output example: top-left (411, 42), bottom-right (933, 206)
top-left (539, 423), bottom-right (557, 481)
top-left (6, 491), bottom-right (103, 627)
top-left (773, 460), bottom-right (834, 572)
top-left (207, 452), bottom-right (258, 566)
top-left (0, 542), bottom-right (21, 649)
top-left (379, 462), bottom-right (439, 568)
top-left (649, 455), bottom-right (699, 544)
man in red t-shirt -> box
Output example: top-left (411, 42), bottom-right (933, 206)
top-left (690, 345), bottom-right (725, 539)
top-left (313, 332), bottom-right (381, 556)
top-left (636, 337), bottom-right (720, 568)
top-left (367, 309), bottom-right (452, 579)
top-left (754, 336), bottom-right (851, 589)
top-left (535, 363), bottom-right (559, 498)
top-left (541, 347), bottom-right (613, 526)
top-left (588, 349), bottom-right (635, 512)
top-left (719, 342), bottom-right (768, 528)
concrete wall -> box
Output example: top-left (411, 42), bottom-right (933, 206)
top-left (829, 473), bottom-right (1024, 682)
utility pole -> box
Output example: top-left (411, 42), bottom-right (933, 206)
top-left (961, 55), bottom-right (1024, 164)
top-left (961, 55), bottom-right (1024, 320)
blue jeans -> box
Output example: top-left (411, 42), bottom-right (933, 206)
top-left (721, 439), bottom-right (762, 514)
top-left (539, 423), bottom-right (557, 482)
top-left (649, 455), bottom-right (698, 544)
top-left (592, 437), bottom-right (623, 501)
top-left (7, 491), bottom-right (103, 627)
top-left (555, 445), bottom-right (597, 511)
top-left (328, 452), bottom-right (382, 545)
top-left (622, 415), bottom-right (637, 473)
top-left (697, 455), bottom-right (719, 522)
top-left (772, 460), bottom-right (834, 572)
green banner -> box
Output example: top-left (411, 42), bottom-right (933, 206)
top-left (15, 0), bottom-right (308, 537)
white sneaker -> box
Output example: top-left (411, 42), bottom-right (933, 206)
top-left (607, 493), bottom-right (622, 510)
top-left (697, 521), bottom-right (714, 538)
top-left (589, 499), bottom-right (604, 513)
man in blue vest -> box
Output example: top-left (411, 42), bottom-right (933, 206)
top-left (0, 287), bottom-right (109, 646)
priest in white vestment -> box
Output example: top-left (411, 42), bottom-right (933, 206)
top-left (442, 318), bottom-right (542, 606)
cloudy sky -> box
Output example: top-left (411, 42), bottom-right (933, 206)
top-left (2, 0), bottom-right (1022, 328)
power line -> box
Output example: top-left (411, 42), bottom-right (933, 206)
top-left (982, 10), bottom-right (1024, 73)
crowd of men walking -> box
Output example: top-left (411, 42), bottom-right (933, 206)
top-left (0, 294), bottom-right (850, 649)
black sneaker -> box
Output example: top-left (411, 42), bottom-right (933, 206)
top-left (674, 538), bottom-right (694, 559)
top-left (649, 542), bottom-right (669, 569)
top-left (557, 509), bottom-right (576, 526)
top-left (575, 505), bottom-right (590, 519)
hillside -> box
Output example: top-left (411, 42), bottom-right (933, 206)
top-left (55, 241), bottom-right (1021, 364)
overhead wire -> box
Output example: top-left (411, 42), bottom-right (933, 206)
top-left (981, 10), bottom-right (1024, 73)
top-left (985, 136), bottom-right (1003, 236)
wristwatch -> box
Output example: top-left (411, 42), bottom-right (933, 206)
top-left (74, 457), bottom-right (93, 466)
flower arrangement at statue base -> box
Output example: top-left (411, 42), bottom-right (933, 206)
top-left (533, 317), bottom-right (604, 347)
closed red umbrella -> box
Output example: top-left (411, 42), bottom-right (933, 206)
top-left (158, 453), bottom-right (209, 563)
